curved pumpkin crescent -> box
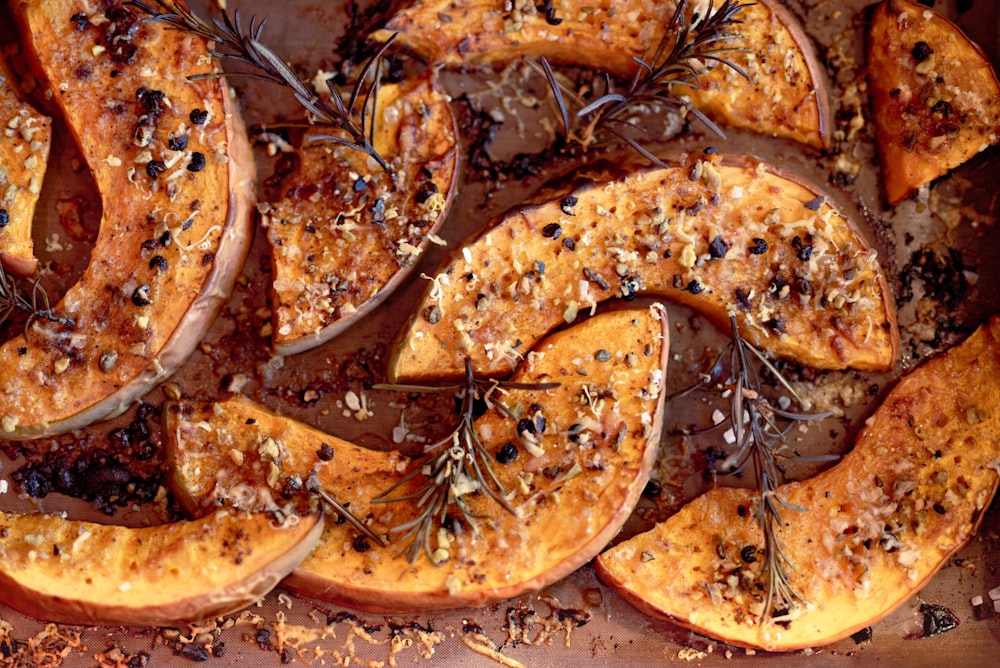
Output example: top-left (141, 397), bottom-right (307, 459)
top-left (263, 71), bottom-right (460, 356)
top-left (166, 306), bottom-right (668, 613)
top-left (373, 0), bottom-right (831, 149)
top-left (595, 315), bottom-right (1000, 651)
top-left (869, 0), bottom-right (1000, 205)
top-left (389, 154), bottom-right (898, 383)
top-left (0, 52), bottom-right (51, 276)
top-left (1, 0), bottom-right (255, 440)
top-left (0, 507), bottom-right (324, 626)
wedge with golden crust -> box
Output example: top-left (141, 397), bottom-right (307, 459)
top-left (374, 0), bottom-right (830, 149)
top-left (0, 52), bottom-right (50, 276)
top-left (166, 306), bottom-right (668, 613)
top-left (262, 71), bottom-right (459, 355)
top-left (595, 315), bottom-right (1000, 651)
top-left (869, 0), bottom-right (1000, 205)
top-left (2, 0), bottom-right (255, 440)
top-left (0, 506), bottom-right (323, 626)
top-left (390, 153), bottom-right (898, 383)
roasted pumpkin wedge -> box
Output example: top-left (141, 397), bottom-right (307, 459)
top-left (374, 0), bottom-right (830, 149)
top-left (262, 71), bottom-right (459, 355)
top-left (869, 0), bottom-right (1000, 205)
top-left (0, 506), bottom-right (323, 626)
top-left (166, 307), bottom-right (668, 612)
top-left (390, 153), bottom-right (898, 383)
top-left (0, 51), bottom-right (51, 276)
top-left (595, 315), bottom-right (1000, 651)
top-left (1, 0), bottom-right (255, 439)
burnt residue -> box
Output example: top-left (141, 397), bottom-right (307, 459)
top-left (909, 602), bottom-right (960, 639)
top-left (10, 404), bottom-right (164, 515)
top-left (898, 246), bottom-right (973, 312)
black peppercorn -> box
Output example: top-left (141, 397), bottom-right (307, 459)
top-left (911, 41), bottom-right (933, 63)
top-left (0, 209), bottom-right (8, 228)
top-left (749, 238), bottom-right (768, 254)
top-left (187, 152), bottom-right (206, 172)
top-left (708, 235), bottom-right (730, 259)
top-left (146, 160), bottom-right (166, 179)
top-left (317, 443), bottom-right (334, 461)
top-left (495, 442), bottom-right (518, 464)
top-left (168, 135), bottom-right (189, 151)
top-left (542, 222), bottom-right (562, 238)
top-left (149, 255), bottom-right (168, 271)
top-left (189, 108), bottom-right (209, 124)
top-left (131, 285), bottom-right (152, 307)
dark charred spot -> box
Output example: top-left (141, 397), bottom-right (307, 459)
top-left (415, 180), bottom-right (438, 203)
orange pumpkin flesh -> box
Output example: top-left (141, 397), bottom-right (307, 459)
top-left (596, 315), bottom-right (1000, 651)
top-left (166, 307), bottom-right (668, 612)
top-left (2, 0), bottom-right (255, 440)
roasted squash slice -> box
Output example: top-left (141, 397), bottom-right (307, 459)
top-left (263, 71), bottom-right (459, 355)
top-left (595, 315), bottom-right (1000, 651)
top-left (0, 51), bottom-right (50, 276)
top-left (390, 154), bottom-right (898, 383)
top-left (166, 307), bottom-right (668, 612)
top-left (0, 506), bottom-right (323, 626)
top-left (869, 0), bottom-right (1000, 205)
top-left (1, 0), bottom-right (255, 440)
top-left (374, 0), bottom-right (831, 149)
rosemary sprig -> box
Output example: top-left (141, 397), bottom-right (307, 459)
top-left (129, 0), bottom-right (395, 171)
top-left (305, 473), bottom-right (387, 547)
top-left (372, 359), bottom-right (559, 564)
top-left (688, 315), bottom-right (834, 618)
top-left (537, 0), bottom-right (751, 164)
top-left (0, 264), bottom-right (75, 335)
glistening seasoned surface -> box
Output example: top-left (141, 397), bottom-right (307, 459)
top-left (0, 0), bottom-right (255, 439)
top-left (869, 0), bottom-right (1000, 205)
top-left (597, 315), bottom-right (1000, 651)
top-left (263, 72), bottom-right (459, 355)
top-left (167, 307), bottom-right (668, 612)
top-left (0, 52), bottom-right (50, 276)
top-left (375, 0), bottom-right (830, 148)
top-left (391, 154), bottom-right (898, 382)
top-left (0, 507), bottom-right (323, 626)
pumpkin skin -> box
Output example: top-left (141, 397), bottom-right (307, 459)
top-left (374, 0), bottom-right (831, 149)
top-left (596, 315), bottom-right (1000, 651)
top-left (0, 52), bottom-right (51, 276)
top-left (166, 307), bottom-right (669, 613)
top-left (0, 507), bottom-right (324, 627)
top-left (389, 153), bottom-right (898, 383)
top-left (2, 0), bottom-right (256, 440)
top-left (868, 0), bottom-right (1000, 205)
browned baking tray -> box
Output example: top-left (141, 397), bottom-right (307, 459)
top-left (1, 0), bottom-right (998, 664)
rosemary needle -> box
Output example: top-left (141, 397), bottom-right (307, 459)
top-left (537, 0), bottom-right (752, 164)
top-left (685, 315), bottom-right (834, 618)
top-left (129, 0), bottom-right (396, 171)
top-left (0, 264), bottom-right (75, 335)
top-left (373, 358), bottom-right (559, 564)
